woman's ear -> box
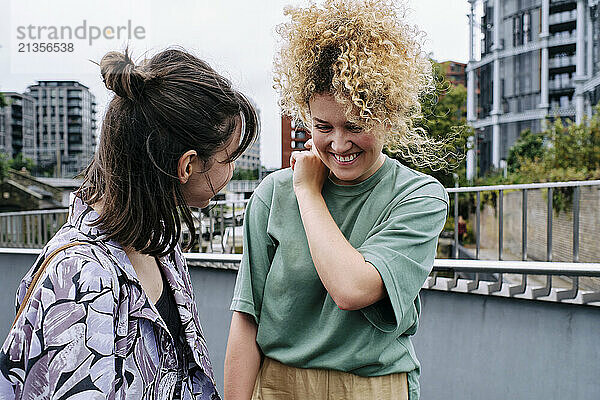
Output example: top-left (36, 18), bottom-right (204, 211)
top-left (177, 150), bottom-right (198, 184)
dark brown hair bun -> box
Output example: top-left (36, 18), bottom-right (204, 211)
top-left (100, 49), bottom-right (149, 100)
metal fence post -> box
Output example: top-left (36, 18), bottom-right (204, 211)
top-left (547, 188), bottom-right (553, 262)
top-left (522, 189), bottom-right (527, 261)
top-left (499, 190), bottom-right (503, 261)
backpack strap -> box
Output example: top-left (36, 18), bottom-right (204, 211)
top-left (12, 241), bottom-right (85, 329)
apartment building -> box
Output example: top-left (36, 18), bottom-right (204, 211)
top-left (466, 0), bottom-right (600, 178)
top-left (0, 92), bottom-right (36, 161)
top-left (27, 81), bottom-right (97, 177)
top-left (281, 116), bottom-right (310, 169)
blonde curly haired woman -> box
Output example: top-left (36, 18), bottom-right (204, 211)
top-left (225, 1), bottom-right (449, 399)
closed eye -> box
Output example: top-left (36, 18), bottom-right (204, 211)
top-left (345, 124), bottom-right (363, 133)
top-left (314, 124), bottom-right (333, 133)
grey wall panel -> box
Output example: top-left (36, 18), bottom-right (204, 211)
top-left (413, 290), bottom-right (600, 400)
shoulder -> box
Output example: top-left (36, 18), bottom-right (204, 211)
top-left (251, 168), bottom-right (293, 207)
top-left (12, 239), bottom-right (121, 334)
top-left (38, 239), bottom-right (122, 301)
top-left (388, 160), bottom-right (449, 205)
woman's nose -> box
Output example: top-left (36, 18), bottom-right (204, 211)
top-left (330, 130), bottom-right (352, 154)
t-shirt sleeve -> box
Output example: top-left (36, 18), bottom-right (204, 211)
top-left (357, 186), bottom-right (448, 333)
top-left (230, 194), bottom-right (275, 324)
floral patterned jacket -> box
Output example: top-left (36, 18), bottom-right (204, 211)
top-left (0, 194), bottom-right (220, 400)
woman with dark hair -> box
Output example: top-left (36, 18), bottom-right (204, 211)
top-left (0, 48), bottom-right (258, 400)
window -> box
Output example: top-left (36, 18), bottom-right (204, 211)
top-left (513, 14), bottom-right (522, 46)
top-left (513, 11), bottom-right (531, 47)
top-left (523, 12), bottom-right (530, 43)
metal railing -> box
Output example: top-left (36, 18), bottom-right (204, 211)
top-left (446, 180), bottom-right (600, 305)
top-left (189, 200), bottom-right (249, 254)
top-left (2, 180), bottom-right (600, 305)
top-left (3, 181), bottom-right (600, 259)
top-left (0, 200), bottom-right (249, 254)
top-left (447, 180), bottom-right (600, 262)
top-left (0, 209), bottom-right (68, 248)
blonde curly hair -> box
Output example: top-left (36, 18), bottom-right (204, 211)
top-left (274, 0), bottom-right (459, 170)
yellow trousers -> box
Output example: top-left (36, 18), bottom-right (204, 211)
top-left (252, 357), bottom-right (409, 400)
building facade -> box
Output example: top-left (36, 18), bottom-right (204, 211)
top-left (27, 81), bottom-right (97, 178)
top-left (0, 92), bottom-right (36, 161)
top-left (440, 61), bottom-right (467, 87)
top-left (235, 136), bottom-right (261, 173)
top-left (281, 116), bottom-right (310, 168)
top-left (466, 0), bottom-right (600, 179)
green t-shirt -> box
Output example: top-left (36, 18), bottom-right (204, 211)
top-left (230, 155), bottom-right (448, 400)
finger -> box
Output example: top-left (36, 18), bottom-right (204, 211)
top-left (309, 142), bottom-right (321, 159)
top-left (290, 151), bottom-right (297, 170)
top-left (304, 139), bottom-right (313, 149)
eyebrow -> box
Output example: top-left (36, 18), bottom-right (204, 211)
top-left (313, 117), bottom-right (330, 124)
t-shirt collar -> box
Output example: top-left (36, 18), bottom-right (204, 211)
top-left (323, 154), bottom-right (394, 196)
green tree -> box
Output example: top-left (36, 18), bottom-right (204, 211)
top-left (511, 107), bottom-right (600, 182)
top-left (0, 92), bottom-right (7, 108)
top-left (232, 168), bottom-right (259, 180)
top-left (478, 103), bottom-right (600, 211)
top-left (0, 153), bottom-right (9, 182)
top-left (387, 61), bottom-right (471, 188)
top-left (506, 129), bottom-right (545, 173)
top-left (9, 153), bottom-right (36, 172)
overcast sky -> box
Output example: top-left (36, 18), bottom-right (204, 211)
top-left (0, 0), bottom-right (470, 168)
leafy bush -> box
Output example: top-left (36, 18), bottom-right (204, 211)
top-left (475, 103), bottom-right (600, 213)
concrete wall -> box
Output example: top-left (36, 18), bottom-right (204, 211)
top-left (1, 253), bottom-right (599, 399)
top-left (474, 186), bottom-right (600, 262)
top-left (413, 290), bottom-right (600, 400)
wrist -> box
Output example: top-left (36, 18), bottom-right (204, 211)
top-left (294, 186), bottom-right (322, 202)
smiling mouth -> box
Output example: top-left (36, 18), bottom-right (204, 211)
top-left (331, 152), bottom-right (361, 164)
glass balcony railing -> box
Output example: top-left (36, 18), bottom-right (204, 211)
top-left (550, 29), bottom-right (577, 42)
top-left (67, 91), bottom-right (83, 99)
top-left (549, 55), bottom-right (575, 68)
top-left (549, 9), bottom-right (577, 25)
top-left (549, 74), bottom-right (574, 90)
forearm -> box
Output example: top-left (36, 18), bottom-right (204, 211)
top-left (224, 311), bottom-right (262, 400)
top-left (296, 189), bottom-right (385, 310)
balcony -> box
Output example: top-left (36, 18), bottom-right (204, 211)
top-left (549, 54), bottom-right (575, 69)
top-left (68, 144), bottom-right (84, 152)
top-left (548, 30), bottom-right (577, 48)
top-left (549, 9), bottom-right (577, 26)
top-left (549, 0), bottom-right (578, 13)
top-left (67, 90), bottom-right (82, 99)
top-left (549, 75), bottom-right (574, 92)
